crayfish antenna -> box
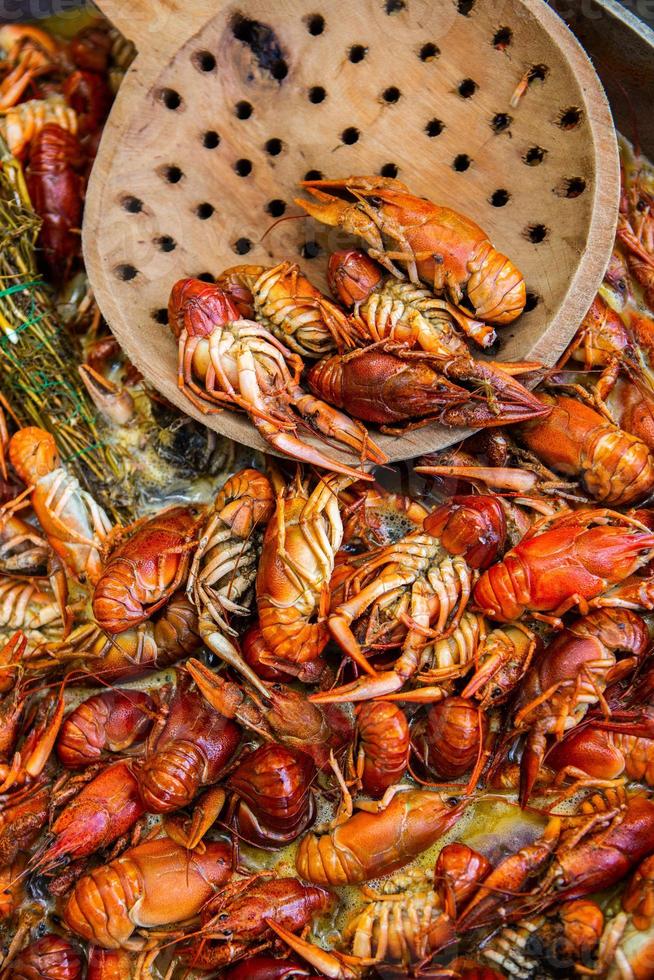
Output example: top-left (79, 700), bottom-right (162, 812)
top-left (265, 919), bottom-right (367, 979)
top-left (299, 175), bottom-right (410, 193)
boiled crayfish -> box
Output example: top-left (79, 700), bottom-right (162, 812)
top-left (168, 278), bottom-right (386, 476)
top-left (296, 176), bottom-right (526, 324)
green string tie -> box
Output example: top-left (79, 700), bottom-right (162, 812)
top-left (0, 280), bottom-right (43, 299)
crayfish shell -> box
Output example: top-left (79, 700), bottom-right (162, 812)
top-left (228, 742), bottom-right (316, 847)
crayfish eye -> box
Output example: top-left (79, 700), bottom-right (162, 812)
top-left (368, 196), bottom-right (383, 207)
top-left (217, 913), bottom-right (229, 922)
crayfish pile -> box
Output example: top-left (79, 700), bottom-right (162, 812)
top-left (169, 176), bottom-right (550, 477)
top-left (4, 12), bottom-right (654, 980)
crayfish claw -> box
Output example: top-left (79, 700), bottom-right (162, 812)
top-left (309, 670), bottom-right (406, 703)
top-left (441, 357), bottom-right (552, 428)
top-left (254, 416), bottom-right (376, 481)
top-left (265, 919), bottom-right (366, 979)
top-left (380, 685), bottom-right (448, 703)
top-left (294, 187), bottom-right (385, 252)
top-left (78, 363), bottom-right (135, 427)
top-left (291, 391), bottom-right (388, 466)
top-left (415, 463), bottom-right (540, 493)
top-left (188, 638), bottom-right (270, 702)
top-left (163, 786), bottom-right (226, 851)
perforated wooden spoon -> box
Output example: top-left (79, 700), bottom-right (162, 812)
top-left (83, 0), bottom-right (619, 463)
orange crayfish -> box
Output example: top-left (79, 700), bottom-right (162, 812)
top-left (137, 674), bottom-right (240, 814)
top-left (8, 934), bottom-right (83, 980)
top-left (295, 757), bottom-right (468, 886)
top-left (9, 427), bottom-right (112, 585)
top-left (56, 688), bottom-right (155, 768)
top-left (308, 345), bottom-right (548, 431)
top-left (34, 760), bottom-right (145, 872)
top-left (519, 393), bottom-right (654, 506)
top-left (184, 876), bottom-right (332, 970)
top-left (296, 176), bottom-right (526, 324)
top-left (256, 472), bottom-right (347, 670)
top-left (328, 247), bottom-right (497, 349)
top-left (312, 494), bottom-right (506, 701)
top-left (168, 277), bottom-right (385, 477)
top-left (64, 837), bottom-right (232, 949)
top-left (510, 608), bottom-right (649, 805)
top-left (217, 260), bottom-right (351, 358)
top-left (473, 508), bottom-right (654, 624)
top-left (92, 505), bottom-right (201, 633)
top-left (26, 124), bottom-right (86, 281)
top-left (227, 742), bottom-right (316, 848)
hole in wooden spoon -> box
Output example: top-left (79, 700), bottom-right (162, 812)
top-left (425, 118), bottom-right (444, 137)
top-left (267, 199), bottom-right (286, 217)
top-left (490, 189), bottom-right (510, 207)
top-left (453, 153), bottom-right (471, 171)
top-left (493, 26), bottom-right (512, 49)
top-left (523, 146), bottom-right (546, 165)
top-left (341, 127), bottom-right (360, 144)
top-left (306, 13), bottom-right (325, 34)
top-left (115, 264), bottom-right (138, 281)
top-left (420, 42), bottom-right (439, 61)
top-left (121, 195), bottom-right (143, 213)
